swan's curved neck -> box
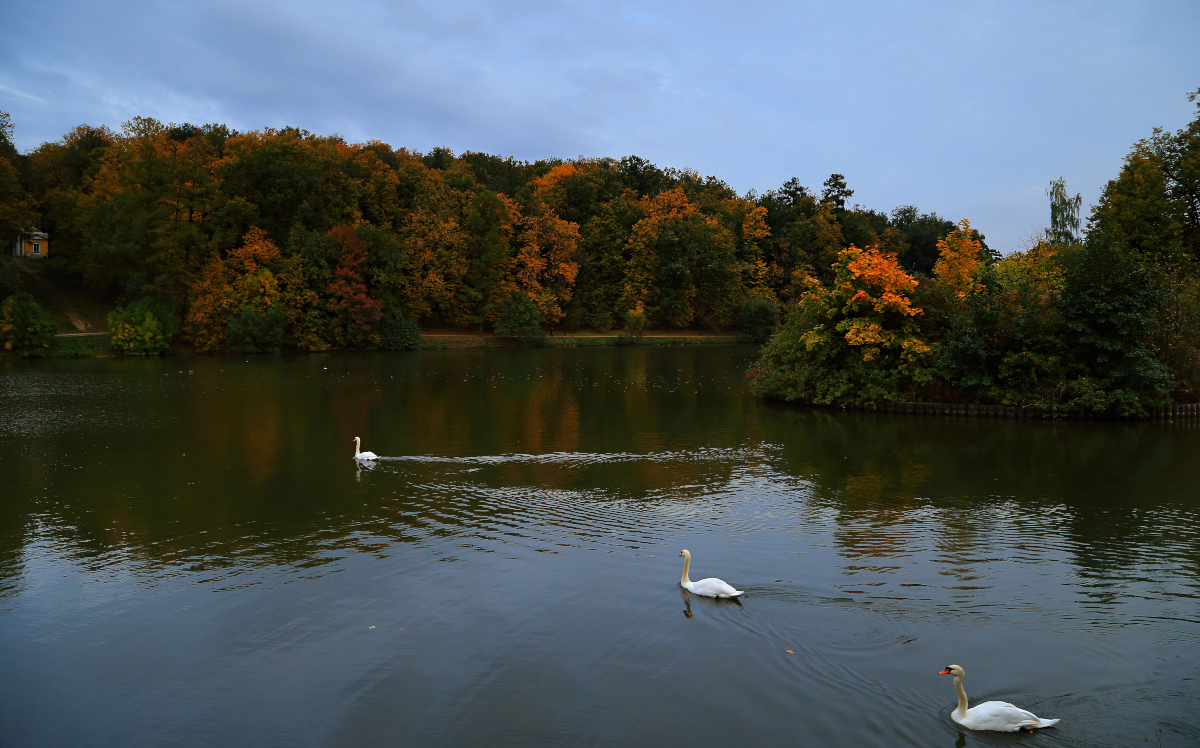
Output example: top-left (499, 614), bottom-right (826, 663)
top-left (354, 437), bottom-right (361, 457)
top-left (952, 675), bottom-right (969, 717)
top-left (680, 554), bottom-right (692, 585)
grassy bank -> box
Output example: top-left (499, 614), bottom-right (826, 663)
top-left (2, 330), bottom-right (748, 359)
top-left (419, 332), bottom-right (746, 350)
top-left (51, 334), bottom-right (111, 357)
top-left (0, 333), bottom-right (111, 359)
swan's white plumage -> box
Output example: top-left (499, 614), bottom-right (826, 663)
top-left (678, 549), bottom-right (743, 598)
top-left (683, 577), bottom-right (743, 597)
top-left (941, 665), bottom-right (1059, 732)
top-left (953, 700), bottom-right (1060, 732)
top-left (352, 436), bottom-right (378, 461)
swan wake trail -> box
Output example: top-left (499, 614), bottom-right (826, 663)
top-left (371, 446), bottom-right (776, 467)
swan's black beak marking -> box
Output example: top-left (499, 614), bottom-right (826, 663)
top-left (938, 667), bottom-right (952, 675)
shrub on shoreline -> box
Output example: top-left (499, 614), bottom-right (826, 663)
top-left (376, 317), bottom-right (421, 350)
top-left (108, 298), bottom-right (177, 356)
top-left (1, 293), bottom-right (56, 357)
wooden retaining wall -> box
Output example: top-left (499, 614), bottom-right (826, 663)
top-left (828, 401), bottom-right (1200, 420)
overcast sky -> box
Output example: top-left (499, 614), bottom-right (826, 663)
top-left (2, 0), bottom-right (1198, 251)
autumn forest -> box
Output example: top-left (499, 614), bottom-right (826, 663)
top-left (1, 90), bottom-right (1198, 416)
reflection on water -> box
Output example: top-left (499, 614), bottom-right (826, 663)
top-left (1, 347), bottom-right (1198, 747)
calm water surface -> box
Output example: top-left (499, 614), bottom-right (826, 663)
top-left (1, 346), bottom-right (1198, 747)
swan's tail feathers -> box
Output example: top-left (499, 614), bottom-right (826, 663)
top-left (1020, 718), bottom-right (1060, 730)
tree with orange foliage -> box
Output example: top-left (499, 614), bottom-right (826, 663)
top-left (914, 218), bottom-right (998, 397)
top-left (621, 188), bottom-right (740, 327)
top-left (749, 245), bottom-right (930, 404)
top-left (931, 219), bottom-right (983, 300)
top-left (184, 227), bottom-right (287, 352)
top-left (527, 163), bottom-right (579, 215)
top-left (508, 203), bottom-right (580, 327)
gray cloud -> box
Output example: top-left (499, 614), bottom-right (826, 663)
top-left (2, 0), bottom-right (1198, 251)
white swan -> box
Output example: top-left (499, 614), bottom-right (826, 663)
top-left (679, 549), bottom-right (743, 598)
top-left (940, 665), bottom-right (1060, 732)
top-left (352, 436), bottom-right (378, 461)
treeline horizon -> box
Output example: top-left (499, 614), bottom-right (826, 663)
top-left (1, 91), bottom-right (1198, 415)
top-left (0, 114), bottom-right (976, 333)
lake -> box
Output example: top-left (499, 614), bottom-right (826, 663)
top-left (1, 346), bottom-right (1197, 747)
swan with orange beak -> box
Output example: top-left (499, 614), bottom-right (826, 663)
top-left (939, 664), bottom-right (1060, 732)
